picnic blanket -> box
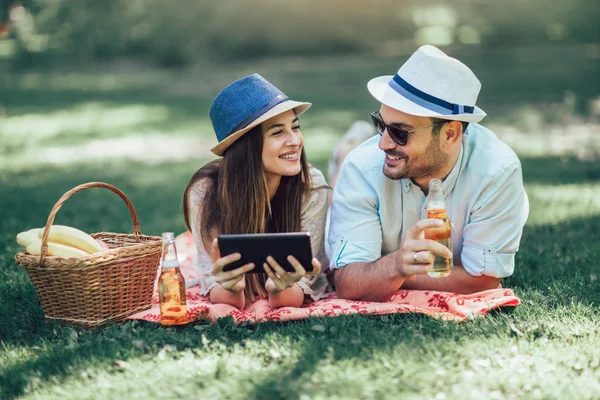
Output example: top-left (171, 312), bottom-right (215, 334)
top-left (128, 232), bottom-right (520, 323)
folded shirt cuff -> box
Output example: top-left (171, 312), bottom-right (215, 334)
top-left (329, 239), bottom-right (382, 270)
top-left (461, 245), bottom-right (515, 278)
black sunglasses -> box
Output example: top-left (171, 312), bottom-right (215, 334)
top-left (370, 111), bottom-right (440, 146)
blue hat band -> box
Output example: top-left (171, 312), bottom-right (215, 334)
top-left (227, 94), bottom-right (290, 138)
top-left (388, 74), bottom-right (474, 115)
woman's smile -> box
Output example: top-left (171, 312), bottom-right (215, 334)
top-left (279, 150), bottom-right (300, 161)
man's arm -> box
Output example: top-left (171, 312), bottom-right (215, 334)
top-left (336, 260), bottom-right (500, 301)
top-left (400, 266), bottom-right (501, 293)
top-left (334, 219), bottom-right (451, 301)
top-left (334, 255), bottom-right (405, 302)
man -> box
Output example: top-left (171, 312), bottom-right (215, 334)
top-left (328, 45), bottom-right (529, 301)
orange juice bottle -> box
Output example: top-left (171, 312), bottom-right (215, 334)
top-left (424, 179), bottom-right (453, 278)
top-left (158, 232), bottom-right (188, 325)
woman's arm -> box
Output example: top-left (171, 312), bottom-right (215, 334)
top-left (295, 167), bottom-right (332, 301)
top-left (188, 180), bottom-right (252, 309)
top-left (266, 283), bottom-right (305, 308)
top-left (209, 284), bottom-right (246, 309)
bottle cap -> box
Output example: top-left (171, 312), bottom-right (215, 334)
top-left (162, 232), bottom-right (175, 241)
top-left (429, 178), bottom-right (442, 190)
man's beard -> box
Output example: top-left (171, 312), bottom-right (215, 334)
top-left (383, 137), bottom-right (448, 180)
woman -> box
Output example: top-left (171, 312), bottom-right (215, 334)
top-left (183, 74), bottom-right (331, 309)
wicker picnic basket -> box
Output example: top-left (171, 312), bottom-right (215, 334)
top-left (15, 182), bottom-right (162, 328)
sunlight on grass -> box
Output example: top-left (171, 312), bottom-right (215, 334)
top-left (525, 183), bottom-right (600, 226)
top-left (492, 122), bottom-right (600, 158)
top-left (0, 103), bottom-right (169, 141)
top-left (302, 110), bottom-right (366, 161)
top-left (18, 338), bottom-right (303, 399)
top-left (306, 334), bottom-right (600, 399)
top-left (0, 109), bottom-right (346, 172)
top-left (303, 127), bottom-right (343, 161)
top-left (0, 39), bottom-right (16, 59)
top-left (0, 134), bottom-right (214, 171)
top-left (12, 71), bottom-right (167, 92)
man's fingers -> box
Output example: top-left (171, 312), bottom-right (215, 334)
top-left (406, 218), bottom-right (445, 240)
top-left (411, 251), bottom-right (434, 265)
top-left (404, 239), bottom-right (452, 259)
top-left (401, 263), bottom-right (432, 277)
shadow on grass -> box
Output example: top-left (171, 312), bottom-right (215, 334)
top-left (507, 214), bottom-right (600, 307)
top-left (0, 310), bottom-right (509, 399)
top-left (520, 155), bottom-right (600, 185)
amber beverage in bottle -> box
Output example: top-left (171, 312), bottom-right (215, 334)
top-left (158, 232), bottom-right (188, 325)
top-left (424, 179), bottom-right (453, 278)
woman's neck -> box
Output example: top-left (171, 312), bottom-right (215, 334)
top-left (265, 173), bottom-right (281, 200)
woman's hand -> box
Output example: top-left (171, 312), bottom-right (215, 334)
top-left (210, 238), bottom-right (255, 293)
top-left (263, 256), bottom-right (321, 294)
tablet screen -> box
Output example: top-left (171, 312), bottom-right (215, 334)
top-left (218, 232), bottom-right (313, 274)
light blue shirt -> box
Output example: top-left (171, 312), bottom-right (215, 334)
top-left (328, 123), bottom-right (529, 278)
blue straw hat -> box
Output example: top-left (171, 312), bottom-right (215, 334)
top-left (209, 74), bottom-right (311, 156)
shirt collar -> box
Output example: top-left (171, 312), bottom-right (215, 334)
top-left (400, 142), bottom-right (465, 196)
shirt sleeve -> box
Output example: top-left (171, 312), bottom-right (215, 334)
top-left (327, 157), bottom-right (383, 270)
top-left (298, 167), bottom-right (332, 300)
top-left (461, 162), bottom-right (529, 278)
top-left (187, 180), bottom-right (218, 295)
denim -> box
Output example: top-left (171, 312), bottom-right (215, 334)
top-left (209, 74), bottom-right (286, 142)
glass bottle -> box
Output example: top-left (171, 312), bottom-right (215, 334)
top-left (158, 232), bottom-right (188, 325)
top-left (424, 179), bottom-right (453, 278)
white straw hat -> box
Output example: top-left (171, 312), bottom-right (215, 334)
top-left (367, 45), bottom-right (486, 123)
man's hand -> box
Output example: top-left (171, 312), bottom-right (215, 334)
top-left (397, 218), bottom-right (453, 278)
top-left (210, 238), bottom-right (255, 293)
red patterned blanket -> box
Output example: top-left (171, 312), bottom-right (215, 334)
top-left (128, 232), bottom-right (520, 323)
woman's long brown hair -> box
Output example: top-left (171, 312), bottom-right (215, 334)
top-left (183, 124), bottom-right (312, 300)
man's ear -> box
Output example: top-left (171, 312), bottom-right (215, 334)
top-left (442, 121), bottom-right (463, 148)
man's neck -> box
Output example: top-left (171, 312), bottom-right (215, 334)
top-left (413, 150), bottom-right (461, 195)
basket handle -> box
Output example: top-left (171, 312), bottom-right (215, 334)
top-left (39, 182), bottom-right (143, 266)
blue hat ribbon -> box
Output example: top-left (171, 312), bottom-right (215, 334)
top-left (229, 94), bottom-right (289, 135)
top-left (388, 74), bottom-right (474, 115)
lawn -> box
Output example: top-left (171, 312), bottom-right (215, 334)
top-left (1, 45), bottom-right (599, 399)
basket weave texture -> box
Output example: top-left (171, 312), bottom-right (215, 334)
top-left (14, 182), bottom-right (162, 328)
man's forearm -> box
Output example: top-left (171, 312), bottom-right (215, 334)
top-left (400, 265), bottom-right (501, 293)
top-left (334, 252), bottom-right (405, 302)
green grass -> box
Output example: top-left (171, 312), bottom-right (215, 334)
top-left (1, 47), bottom-right (599, 399)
